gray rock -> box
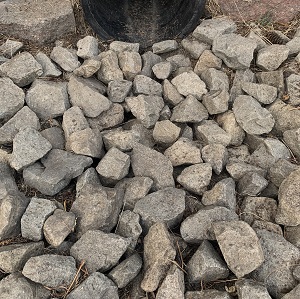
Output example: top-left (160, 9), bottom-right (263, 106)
top-left (21, 197), bottom-right (56, 241)
top-left (286, 37), bottom-right (300, 55)
top-left (252, 220), bottom-right (283, 236)
top-left (180, 206), bottom-right (238, 243)
top-left (43, 209), bottom-right (76, 247)
top-left (133, 74), bottom-right (162, 96)
top-left (195, 120), bottom-right (231, 147)
top-left (35, 51), bottom-right (62, 77)
top-left (70, 230), bottom-right (130, 273)
top-left (200, 68), bottom-right (229, 91)
top-left (201, 144), bottom-right (228, 175)
top-left (126, 94), bottom-right (164, 128)
top-left (141, 222), bottom-right (176, 292)
top-left (109, 41), bottom-right (139, 53)
top-left (177, 163), bottom-right (212, 195)
top-left (22, 254), bottom-right (77, 288)
top-left (276, 168), bottom-right (300, 226)
top-left (293, 265), bottom-right (300, 280)
top-left (50, 46), bottom-right (80, 72)
top-left (162, 79), bottom-right (184, 106)
top-left (227, 144), bottom-right (251, 163)
top-left (0, 273), bottom-right (50, 299)
top-left (71, 168), bottom-right (123, 235)
top-left (26, 79), bottom-right (69, 120)
top-left (235, 279), bottom-right (272, 299)
top-left (76, 35), bottom-right (99, 59)
top-left (170, 95), bottom-right (208, 123)
top-left (296, 52), bottom-right (300, 63)
top-left (156, 264), bottom-right (185, 299)
top-left (226, 161), bottom-right (266, 180)
top-left (152, 61), bottom-right (173, 80)
top-left (171, 71), bottom-right (207, 99)
top-left (164, 137), bottom-right (202, 166)
top-left (241, 82), bottom-right (277, 104)
top-left (194, 49), bottom-right (222, 75)
top-left (202, 178), bottom-right (236, 210)
top-left (166, 53), bottom-right (191, 68)
top-left (107, 80), bottom-right (132, 103)
top-left (41, 127), bottom-right (65, 150)
top-left (238, 172), bottom-right (268, 196)
top-left (141, 51), bottom-right (163, 77)
top-left (108, 253), bottom-right (142, 288)
top-left (68, 76), bottom-right (111, 118)
top-left (192, 16), bottom-right (237, 45)
top-left (0, 77), bottom-right (24, 120)
top-left (214, 220), bottom-right (264, 278)
top-left (97, 50), bottom-right (123, 83)
top-left (10, 128), bottom-right (52, 171)
top-left (257, 70), bottom-right (285, 97)
top-left (212, 34), bottom-right (257, 69)
top-left (152, 40), bottom-right (178, 54)
top-left (118, 51), bottom-right (142, 80)
top-left (131, 143), bottom-right (174, 190)
top-left (281, 284), bottom-right (300, 299)
top-left (115, 210), bottom-right (142, 250)
top-left (0, 52), bottom-right (42, 87)
top-left (0, 55), bottom-right (8, 65)
top-left (253, 230), bottom-right (300, 298)
top-left (187, 240), bottom-right (229, 283)
top-left (23, 149), bottom-right (93, 196)
top-left (153, 120), bottom-right (180, 145)
top-left (181, 38), bottom-right (210, 59)
top-left (0, 39), bottom-right (23, 58)
top-left (158, 105), bottom-right (172, 121)
top-left (0, 241), bottom-right (44, 273)
top-left (286, 74), bottom-right (300, 106)
top-left (185, 290), bottom-right (232, 299)
top-left (233, 95), bottom-right (275, 135)
top-left (257, 45), bottom-right (290, 71)
top-left (133, 187), bottom-right (185, 231)
top-left (202, 89), bottom-right (229, 115)
top-left (73, 56), bottom-right (101, 78)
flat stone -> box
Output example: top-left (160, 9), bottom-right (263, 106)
top-left (133, 187), bottom-right (185, 231)
top-left (68, 76), bottom-right (111, 118)
top-left (187, 240), bottom-right (229, 283)
top-left (22, 254), bottom-right (77, 288)
top-left (109, 41), bottom-right (139, 52)
top-left (180, 206), bottom-right (238, 243)
top-left (241, 82), bottom-right (277, 104)
top-left (108, 253), bottom-right (142, 288)
top-left (186, 290), bottom-right (232, 299)
top-left (238, 172), bottom-right (268, 196)
top-left (73, 57), bottom-right (101, 78)
top-left (171, 71), bottom-right (207, 100)
top-left (141, 51), bottom-right (163, 77)
top-left (286, 74), bottom-right (300, 106)
top-left (76, 36), bottom-right (99, 59)
top-left (0, 52), bottom-right (42, 87)
top-left (226, 161), bottom-right (266, 180)
top-left (21, 197), bottom-right (56, 241)
top-left (212, 34), bottom-right (257, 69)
top-left (0, 39), bottom-right (23, 58)
top-left (200, 68), bottom-right (229, 91)
top-left (141, 222), bottom-right (176, 292)
top-left (118, 51), bottom-right (142, 80)
top-left (23, 149), bottom-right (93, 196)
top-left (35, 52), bottom-right (62, 77)
top-left (213, 220), bottom-right (264, 278)
top-left (257, 45), bottom-right (290, 71)
top-left (70, 230), bottom-right (130, 273)
top-left (26, 79), bottom-right (69, 120)
top-left (41, 127), bottom-right (65, 150)
top-left (107, 80), bottom-right (132, 103)
top-left (233, 95), bottom-right (275, 135)
top-left (202, 89), bottom-right (229, 115)
top-left (152, 40), bottom-right (178, 54)
top-left (67, 272), bottom-right (119, 299)
top-left (0, 241), bottom-right (44, 273)
top-left (50, 46), bottom-right (80, 72)
top-left (181, 38), bottom-right (210, 59)
top-left (235, 279), bottom-right (272, 299)
top-left (0, 0), bottom-right (75, 44)
top-left (10, 128), bottom-right (52, 171)
top-left (43, 209), bottom-right (76, 247)
top-left (133, 74), bottom-right (162, 96)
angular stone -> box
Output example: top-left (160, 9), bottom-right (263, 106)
top-left (226, 161), bottom-right (266, 180)
top-left (286, 74), bottom-right (300, 106)
top-left (247, 30), bottom-right (267, 50)
top-left (109, 41), bottom-right (139, 53)
top-left (133, 74), bottom-right (162, 96)
top-left (162, 79), bottom-right (184, 106)
top-left (253, 230), bottom-right (300, 298)
top-left (41, 127), bottom-right (65, 150)
top-left (238, 172), bottom-right (268, 196)
top-left (170, 95), bottom-right (208, 123)
top-left (50, 46), bottom-right (80, 72)
top-left (192, 17), bottom-right (237, 45)
top-left (133, 187), bottom-right (185, 231)
top-left (152, 61), bottom-right (173, 80)
top-left (0, 39), bottom-right (23, 58)
top-left (0, 52), bottom-right (42, 87)
top-left (152, 40), bottom-right (178, 54)
top-left (214, 220), bottom-right (264, 278)
top-left (235, 279), bottom-right (272, 299)
top-left (43, 209), bottom-right (76, 247)
top-left (242, 82), bottom-right (277, 104)
top-left (227, 144), bottom-right (251, 163)
top-left (152, 120), bottom-right (180, 146)
top-left (180, 206), bottom-right (238, 243)
top-left (108, 253), bottom-right (142, 288)
top-left (141, 51), bottom-right (163, 77)
top-left (200, 68), bottom-right (229, 91)
top-left (202, 178), bottom-right (236, 210)
top-left (73, 57), bottom-right (101, 78)
top-left (252, 220), bottom-right (283, 235)
top-left (281, 284), bottom-right (300, 299)
top-left (0, 241), bottom-right (44, 273)
top-left (202, 89), bottom-right (229, 115)
top-left (10, 128), bottom-right (52, 171)
top-left (118, 51), bottom-right (142, 80)
top-left (257, 45), bottom-right (289, 71)
top-left (187, 240), bottom-right (229, 283)
top-left (177, 163), bottom-right (212, 195)
top-left (171, 71), bottom-right (207, 99)
top-left (186, 290), bottom-right (232, 299)
top-left (131, 143), bottom-right (174, 190)
top-left (286, 37), bottom-right (300, 55)
top-left (68, 76), bottom-right (111, 118)
top-left (70, 230), bottom-right (130, 273)
top-left (107, 80), bottom-right (132, 103)
top-left (156, 264), bottom-right (185, 299)
top-left (21, 197), bottom-right (56, 241)
top-left (194, 50), bottom-right (222, 75)
top-left (181, 38), bottom-right (210, 59)
top-left (257, 70), bottom-right (285, 97)
top-left (141, 222), bottom-right (176, 292)
top-left (76, 36), bottom-right (99, 59)
top-left (212, 34), bottom-right (257, 69)
top-left (22, 254), bottom-right (77, 288)
top-left (26, 79), bottom-right (69, 120)
top-left (233, 95), bottom-right (275, 135)
top-left (23, 149), bottom-right (93, 196)
top-left (35, 51), bottom-right (62, 77)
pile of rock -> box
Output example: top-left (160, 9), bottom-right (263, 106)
top-left (0, 16), bottom-right (300, 299)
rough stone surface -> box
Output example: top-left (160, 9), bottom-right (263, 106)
top-left (109, 41), bottom-right (139, 53)
top-left (118, 51), bottom-right (142, 80)
top-left (35, 51), bottom-right (62, 77)
top-left (200, 68), bottom-right (229, 91)
top-left (194, 50), bottom-right (222, 75)
top-left (185, 290), bottom-right (232, 299)
top-left (152, 120), bottom-right (180, 145)
top-left (235, 279), bottom-right (272, 299)
top-left (237, 172), bottom-right (268, 196)
top-left (76, 35), bottom-right (99, 59)
top-left (41, 127), bottom-right (65, 150)
top-left (73, 56), bottom-right (101, 78)
top-left (286, 74), bottom-right (300, 106)
top-left (141, 51), bottom-right (163, 77)
top-left (181, 39), bottom-right (210, 59)
top-left (107, 80), bottom-right (132, 103)
top-left (152, 40), bottom-right (178, 54)
top-left (133, 74), bottom-right (162, 96)
top-left (226, 161), bottom-right (266, 181)
top-left (0, 39), bottom-right (23, 58)
top-left (50, 46), bottom-right (80, 72)
top-left (162, 79), bottom-right (184, 106)
top-left (202, 89), bottom-right (229, 115)
top-left (213, 220), bottom-right (264, 278)
top-left (241, 82), bottom-right (277, 105)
